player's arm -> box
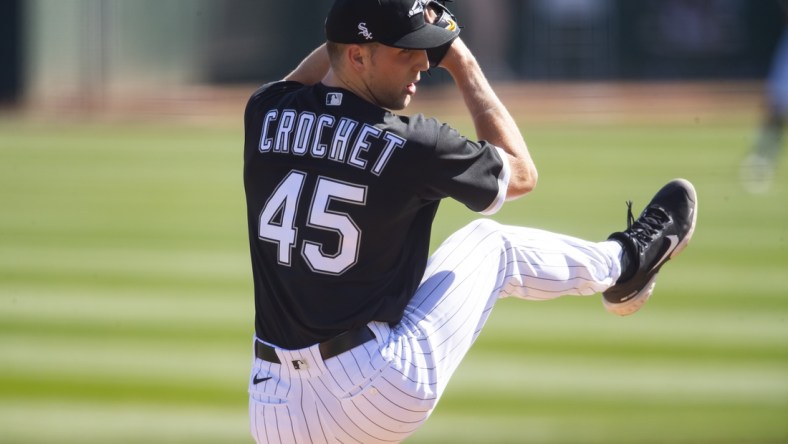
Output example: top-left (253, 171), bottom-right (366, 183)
top-left (284, 43), bottom-right (330, 85)
top-left (439, 37), bottom-right (537, 200)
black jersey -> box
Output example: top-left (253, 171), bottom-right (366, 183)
top-left (244, 81), bottom-right (508, 349)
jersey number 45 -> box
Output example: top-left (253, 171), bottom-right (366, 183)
top-left (258, 170), bottom-right (367, 275)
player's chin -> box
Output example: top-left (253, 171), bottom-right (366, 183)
top-left (399, 95), bottom-right (413, 110)
top-left (376, 87), bottom-right (413, 111)
top-left (386, 95), bottom-right (411, 111)
top-left (398, 86), bottom-right (417, 108)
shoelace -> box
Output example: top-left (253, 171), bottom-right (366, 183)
top-left (625, 200), bottom-right (671, 247)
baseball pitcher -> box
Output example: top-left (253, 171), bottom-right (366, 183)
top-left (242, 0), bottom-right (698, 442)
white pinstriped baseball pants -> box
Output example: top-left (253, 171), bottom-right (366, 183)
top-left (249, 218), bottom-right (623, 443)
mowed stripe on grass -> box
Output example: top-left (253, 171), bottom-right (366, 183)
top-left (1, 119), bottom-right (786, 443)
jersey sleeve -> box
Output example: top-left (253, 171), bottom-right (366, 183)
top-left (479, 146), bottom-right (510, 215)
top-left (417, 118), bottom-right (510, 214)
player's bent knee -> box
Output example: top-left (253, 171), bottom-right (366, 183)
top-left (458, 218), bottom-right (503, 240)
top-left (467, 218), bottom-right (502, 232)
top-left (440, 219), bottom-right (503, 250)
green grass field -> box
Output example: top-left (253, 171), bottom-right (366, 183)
top-left (1, 107), bottom-right (786, 443)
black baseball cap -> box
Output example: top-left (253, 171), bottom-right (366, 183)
top-left (325, 0), bottom-right (460, 49)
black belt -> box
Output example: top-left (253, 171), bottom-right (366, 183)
top-left (255, 326), bottom-right (375, 364)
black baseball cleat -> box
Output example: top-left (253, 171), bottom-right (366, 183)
top-left (603, 178), bottom-right (698, 316)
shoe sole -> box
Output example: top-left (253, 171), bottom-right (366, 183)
top-left (604, 178), bottom-right (698, 316)
top-left (603, 274), bottom-right (657, 316)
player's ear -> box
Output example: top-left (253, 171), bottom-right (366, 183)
top-left (347, 44), bottom-right (368, 72)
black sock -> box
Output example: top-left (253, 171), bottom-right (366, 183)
top-left (615, 239), bottom-right (635, 283)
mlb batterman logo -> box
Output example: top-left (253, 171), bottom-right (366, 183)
top-left (326, 93), bottom-right (343, 106)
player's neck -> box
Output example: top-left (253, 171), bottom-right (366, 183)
top-left (322, 70), bottom-right (377, 106)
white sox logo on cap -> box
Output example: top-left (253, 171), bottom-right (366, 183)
top-left (357, 22), bottom-right (373, 40)
top-left (325, 0), bottom-right (459, 50)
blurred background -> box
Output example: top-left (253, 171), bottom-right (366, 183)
top-left (1, 0), bottom-right (787, 443)
top-left (0, 0), bottom-right (785, 107)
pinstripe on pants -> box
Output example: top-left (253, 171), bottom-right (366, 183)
top-left (250, 218), bottom-right (622, 443)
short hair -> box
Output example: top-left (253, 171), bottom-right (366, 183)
top-left (326, 41), bottom-right (380, 67)
top-left (326, 41), bottom-right (345, 64)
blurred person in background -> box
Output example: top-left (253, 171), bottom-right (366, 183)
top-left (741, 0), bottom-right (788, 193)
